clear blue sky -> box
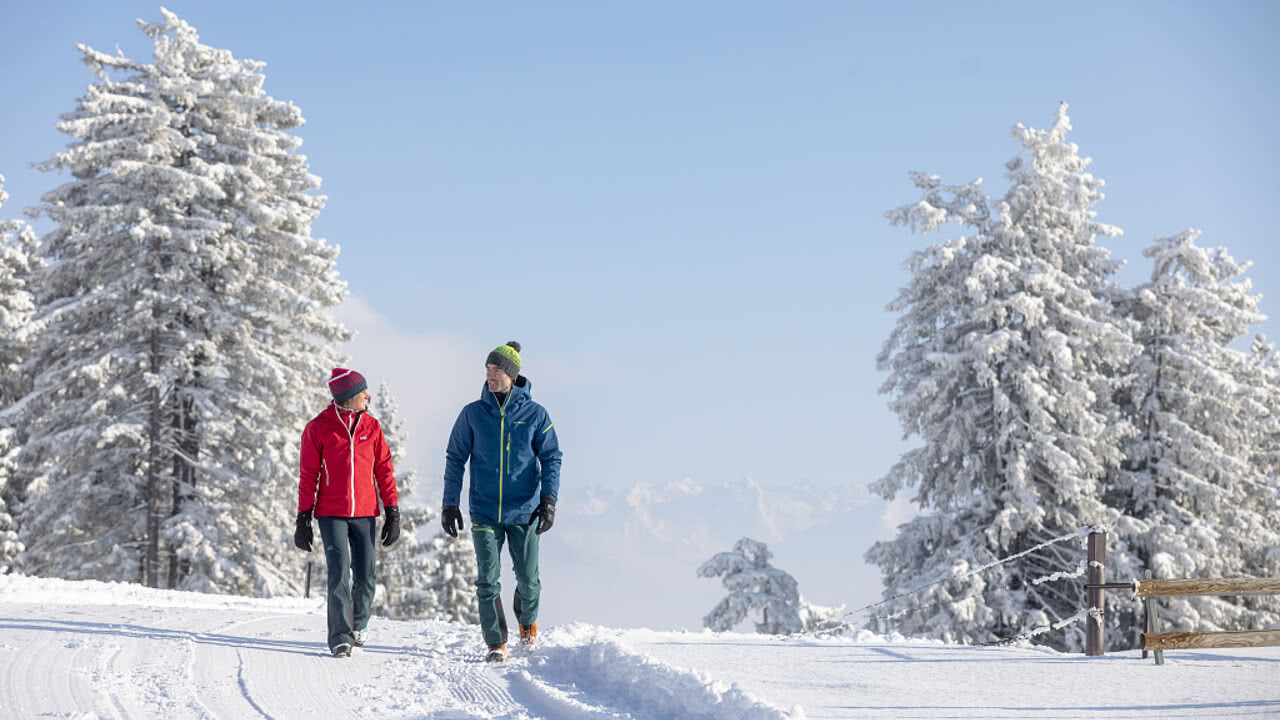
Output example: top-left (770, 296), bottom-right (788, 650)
top-left (3, 1), bottom-right (1278, 620)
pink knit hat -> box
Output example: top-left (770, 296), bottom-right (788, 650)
top-left (328, 368), bottom-right (368, 403)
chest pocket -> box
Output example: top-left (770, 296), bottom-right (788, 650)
top-left (352, 433), bottom-right (376, 470)
top-left (506, 420), bottom-right (538, 476)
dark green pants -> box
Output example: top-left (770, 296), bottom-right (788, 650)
top-left (318, 516), bottom-right (377, 652)
top-left (472, 522), bottom-right (540, 647)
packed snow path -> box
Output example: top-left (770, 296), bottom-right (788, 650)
top-left (2, 576), bottom-right (1278, 718)
top-left (0, 600), bottom-right (791, 719)
top-left (0, 578), bottom-right (797, 720)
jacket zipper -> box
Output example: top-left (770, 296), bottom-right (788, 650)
top-left (498, 392), bottom-right (506, 524)
top-left (349, 413), bottom-right (361, 517)
top-left (332, 403), bottom-right (359, 517)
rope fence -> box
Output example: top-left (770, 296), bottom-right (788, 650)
top-left (834, 520), bottom-right (1105, 632)
top-left (815, 524), bottom-right (1109, 646)
top-left (977, 607), bottom-right (1100, 646)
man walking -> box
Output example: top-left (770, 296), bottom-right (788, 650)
top-left (442, 341), bottom-right (562, 662)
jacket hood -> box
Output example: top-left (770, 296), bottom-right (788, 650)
top-left (479, 375), bottom-right (532, 411)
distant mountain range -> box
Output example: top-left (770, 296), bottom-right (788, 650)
top-left (570, 475), bottom-right (869, 543)
top-left (542, 476), bottom-right (891, 631)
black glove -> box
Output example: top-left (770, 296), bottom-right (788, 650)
top-left (380, 506), bottom-right (400, 546)
top-left (442, 505), bottom-right (464, 538)
top-left (533, 496), bottom-right (555, 535)
top-left (294, 509), bottom-right (314, 552)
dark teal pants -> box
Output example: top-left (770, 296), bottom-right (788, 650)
top-left (472, 522), bottom-right (540, 647)
top-left (318, 516), bottom-right (377, 652)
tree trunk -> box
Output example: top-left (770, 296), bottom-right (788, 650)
top-left (146, 345), bottom-right (163, 584)
top-left (168, 390), bottom-right (182, 589)
top-left (180, 391), bottom-right (196, 582)
top-left (1148, 323), bottom-right (1164, 493)
top-left (146, 234), bottom-right (163, 589)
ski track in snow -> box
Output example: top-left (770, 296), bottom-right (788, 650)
top-left (0, 612), bottom-right (119, 719)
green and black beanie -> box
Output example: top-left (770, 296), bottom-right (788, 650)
top-left (486, 341), bottom-right (522, 379)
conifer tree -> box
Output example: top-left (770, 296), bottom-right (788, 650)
top-left (0, 175), bottom-right (37, 574)
top-left (1109, 231), bottom-right (1280, 635)
top-left (1247, 335), bottom-right (1280, 482)
top-left (370, 382), bottom-right (438, 618)
top-left (868, 105), bottom-right (1138, 650)
top-left (424, 530), bottom-right (481, 624)
top-left (17, 11), bottom-right (346, 593)
top-left (697, 537), bottom-right (804, 634)
top-left (1249, 337), bottom-right (1280, 579)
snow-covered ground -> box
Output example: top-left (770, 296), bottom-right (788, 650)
top-left (1, 575), bottom-right (1276, 719)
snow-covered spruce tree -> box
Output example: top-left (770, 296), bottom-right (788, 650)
top-left (1248, 336), bottom-right (1280, 578)
top-left (1248, 335), bottom-right (1280, 482)
top-left (16, 11), bottom-right (347, 593)
top-left (370, 382), bottom-right (439, 618)
top-left (1107, 230), bottom-right (1280, 636)
top-left (697, 537), bottom-right (804, 634)
top-left (867, 104), bottom-right (1139, 650)
top-left (0, 175), bottom-right (38, 574)
top-left (424, 530), bottom-right (481, 624)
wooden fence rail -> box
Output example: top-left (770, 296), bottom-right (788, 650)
top-left (1085, 530), bottom-right (1280, 664)
top-left (1142, 629), bottom-right (1280, 651)
top-left (1136, 577), bottom-right (1280, 598)
top-left (1138, 574), bottom-right (1280, 661)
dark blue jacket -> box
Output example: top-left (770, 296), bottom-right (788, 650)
top-left (443, 376), bottom-right (562, 526)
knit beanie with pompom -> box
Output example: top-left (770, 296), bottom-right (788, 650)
top-left (486, 341), bottom-right (522, 379)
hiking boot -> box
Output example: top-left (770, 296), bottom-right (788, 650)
top-left (519, 622), bottom-right (537, 648)
top-left (353, 629), bottom-right (368, 647)
top-left (332, 643), bottom-right (352, 658)
top-left (485, 644), bottom-right (507, 663)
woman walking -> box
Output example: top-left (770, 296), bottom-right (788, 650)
top-left (294, 368), bottom-right (401, 657)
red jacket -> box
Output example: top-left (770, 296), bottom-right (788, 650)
top-left (298, 403), bottom-right (398, 517)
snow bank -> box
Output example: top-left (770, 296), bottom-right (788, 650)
top-left (0, 573), bottom-right (320, 613)
top-left (534, 623), bottom-right (806, 720)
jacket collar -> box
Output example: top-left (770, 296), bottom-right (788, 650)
top-left (480, 375), bottom-right (531, 412)
top-left (330, 401), bottom-right (363, 432)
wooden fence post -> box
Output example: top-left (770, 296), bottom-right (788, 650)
top-left (1086, 530), bottom-right (1105, 656)
top-left (1144, 569), bottom-right (1164, 665)
top-left (1141, 570), bottom-right (1148, 660)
